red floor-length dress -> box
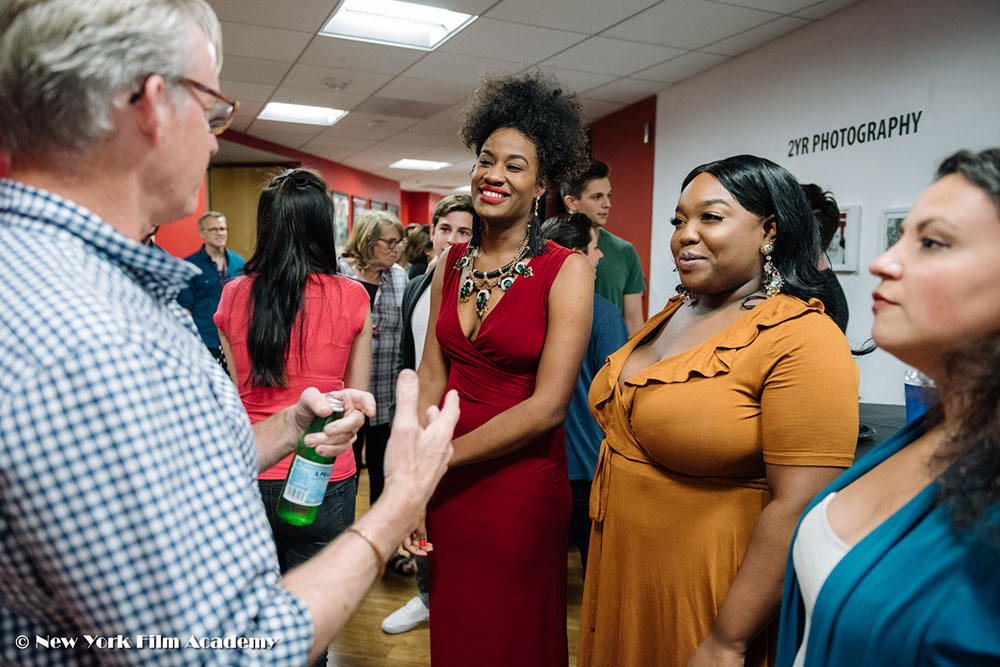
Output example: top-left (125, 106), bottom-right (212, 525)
top-left (426, 240), bottom-right (573, 667)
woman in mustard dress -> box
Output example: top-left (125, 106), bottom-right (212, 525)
top-left (579, 155), bottom-right (859, 667)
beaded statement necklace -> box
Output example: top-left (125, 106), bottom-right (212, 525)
top-left (454, 226), bottom-right (533, 318)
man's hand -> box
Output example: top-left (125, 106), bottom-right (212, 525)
top-left (294, 388), bottom-right (376, 459)
top-left (381, 370), bottom-right (458, 519)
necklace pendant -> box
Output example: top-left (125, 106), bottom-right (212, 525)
top-left (499, 276), bottom-right (515, 291)
top-left (459, 276), bottom-right (473, 301)
top-left (475, 289), bottom-right (490, 318)
top-left (514, 261), bottom-right (532, 278)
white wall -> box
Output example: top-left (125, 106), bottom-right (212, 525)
top-left (650, 0), bottom-right (1000, 404)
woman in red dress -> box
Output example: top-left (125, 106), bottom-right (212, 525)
top-left (407, 71), bottom-right (594, 666)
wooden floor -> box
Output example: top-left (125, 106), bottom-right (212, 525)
top-left (328, 470), bottom-right (585, 666)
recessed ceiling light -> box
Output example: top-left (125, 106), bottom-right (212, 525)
top-left (257, 103), bottom-right (348, 126)
top-left (389, 159), bottom-right (451, 171)
top-left (320, 0), bottom-right (477, 51)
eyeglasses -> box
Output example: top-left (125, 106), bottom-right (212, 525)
top-left (378, 238), bottom-right (402, 249)
top-left (129, 75), bottom-right (239, 136)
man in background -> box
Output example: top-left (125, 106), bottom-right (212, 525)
top-left (382, 193), bottom-right (474, 634)
top-left (562, 159), bottom-right (646, 333)
top-left (177, 210), bottom-right (244, 360)
top-left (540, 212), bottom-right (628, 576)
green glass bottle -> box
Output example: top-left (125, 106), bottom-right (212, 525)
top-left (276, 396), bottom-right (345, 526)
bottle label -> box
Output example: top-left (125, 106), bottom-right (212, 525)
top-left (281, 456), bottom-right (334, 507)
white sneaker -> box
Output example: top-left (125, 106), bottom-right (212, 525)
top-left (381, 595), bottom-right (429, 634)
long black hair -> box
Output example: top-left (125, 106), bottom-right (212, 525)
top-left (931, 148), bottom-right (1000, 549)
top-left (681, 155), bottom-right (844, 326)
top-left (241, 168), bottom-right (339, 388)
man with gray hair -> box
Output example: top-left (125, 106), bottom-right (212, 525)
top-left (0, 1), bottom-right (458, 664)
top-left (177, 210), bottom-right (244, 359)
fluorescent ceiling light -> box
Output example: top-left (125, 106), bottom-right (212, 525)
top-left (257, 103), bottom-right (348, 126)
top-left (452, 185), bottom-right (471, 193)
top-left (320, 0), bottom-right (477, 51)
top-left (390, 159), bottom-right (451, 171)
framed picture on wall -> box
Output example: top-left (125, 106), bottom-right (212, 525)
top-left (352, 195), bottom-right (368, 225)
top-left (370, 199), bottom-right (386, 211)
top-left (880, 207), bottom-right (910, 252)
top-left (331, 191), bottom-right (349, 248)
top-left (826, 205), bottom-right (860, 272)
top-left (387, 203), bottom-right (399, 217)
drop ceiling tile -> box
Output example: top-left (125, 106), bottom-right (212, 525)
top-left (792, 0), bottom-right (862, 19)
top-left (299, 136), bottom-right (379, 161)
top-left (376, 77), bottom-right (471, 106)
top-left (485, 0), bottom-right (660, 34)
top-left (316, 112), bottom-right (421, 141)
top-left (427, 0), bottom-right (498, 13)
top-left (242, 128), bottom-right (317, 149)
top-left (414, 145), bottom-right (476, 163)
top-left (219, 80), bottom-right (279, 104)
top-left (228, 102), bottom-right (265, 132)
top-left (603, 1), bottom-right (778, 50)
top-left (209, 0), bottom-right (335, 33)
top-left (405, 52), bottom-right (524, 84)
top-left (211, 140), bottom-right (292, 165)
top-left (535, 67), bottom-right (619, 96)
top-left (299, 143), bottom-right (366, 163)
top-left (438, 18), bottom-right (586, 63)
top-left (298, 37), bottom-right (426, 75)
top-left (580, 77), bottom-right (666, 104)
top-left (281, 64), bottom-right (392, 97)
top-left (578, 97), bottom-right (628, 122)
top-left (540, 37), bottom-right (685, 76)
top-left (342, 152), bottom-right (403, 172)
top-left (268, 85), bottom-right (367, 110)
top-left (374, 132), bottom-right (454, 152)
top-left (632, 51), bottom-right (730, 83)
top-left (220, 55), bottom-right (292, 86)
top-left (708, 0), bottom-right (819, 13)
top-left (246, 119), bottom-right (328, 137)
top-left (406, 104), bottom-right (466, 135)
top-left (219, 21), bottom-right (313, 62)
top-left (701, 15), bottom-right (810, 55)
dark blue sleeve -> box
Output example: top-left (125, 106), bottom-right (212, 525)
top-left (176, 279), bottom-right (195, 310)
top-left (589, 296), bottom-right (629, 372)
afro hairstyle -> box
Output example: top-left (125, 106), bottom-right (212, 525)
top-left (458, 70), bottom-right (589, 190)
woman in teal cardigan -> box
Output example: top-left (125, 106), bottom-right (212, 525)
top-left (777, 148), bottom-right (1000, 666)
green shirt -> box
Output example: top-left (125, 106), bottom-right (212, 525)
top-left (594, 228), bottom-right (645, 312)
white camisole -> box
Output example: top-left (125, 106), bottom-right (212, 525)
top-left (790, 492), bottom-right (853, 667)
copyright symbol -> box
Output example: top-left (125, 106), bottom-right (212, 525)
top-left (14, 635), bottom-right (29, 649)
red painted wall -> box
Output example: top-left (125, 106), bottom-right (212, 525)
top-left (222, 131), bottom-right (400, 205)
top-left (401, 190), bottom-right (443, 227)
top-left (588, 96), bottom-right (656, 319)
top-left (156, 177), bottom-right (208, 257)
top-left (0, 154), bottom-right (8, 179)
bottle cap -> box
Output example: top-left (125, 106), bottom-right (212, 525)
top-left (326, 394), bottom-right (345, 412)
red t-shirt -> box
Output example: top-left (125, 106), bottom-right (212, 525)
top-left (215, 274), bottom-right (370, 481)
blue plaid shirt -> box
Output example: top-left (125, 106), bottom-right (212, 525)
top-left (0, 180), bottom-right (312, 665)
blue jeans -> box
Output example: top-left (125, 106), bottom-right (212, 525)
top-left (259, 475), bottom-right (357, 573)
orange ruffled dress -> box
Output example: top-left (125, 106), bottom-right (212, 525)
top-left (578, 295), bottom-right (859, 667)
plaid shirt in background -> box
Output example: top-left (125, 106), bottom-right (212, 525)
top-left (0, 180), bottom-right (313, 665)
top-left (337, 258), bottom-right (406, 426)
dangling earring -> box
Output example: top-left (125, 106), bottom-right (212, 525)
top-left (760, 241), bottom-right (784, 297)
top-left (675, 283), bottom-right (696, 304)
top-left (532, 197), bottom-right (539, 219)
